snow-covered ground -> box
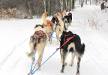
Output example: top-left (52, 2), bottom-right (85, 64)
top-left (0, 5), bottom-right (108, 75)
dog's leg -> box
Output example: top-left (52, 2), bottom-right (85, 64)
top-left (60, 50), bottom-right (67, 73)
top-left (49, 32), bottom-right (53, 44)
top-left (70, 52), bottom-right (75, 66)
top-left (28, 41), bottom-right (36, 58)
top-left (76, 56), bottom-right (81, 75)
top-left (37, 42), bottom-right (45, 69)
top-left (68, 46), bottom-right (75, 66)
top-left (55, 26), bottom-right (61, 42)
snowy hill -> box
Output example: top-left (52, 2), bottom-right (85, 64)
top-left (0, 5), bottom-right (108, 75)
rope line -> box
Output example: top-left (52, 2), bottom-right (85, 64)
top-left (28, 48), bottom-right (59, 75)
top-left (28, 34), bottom-right (76, 75)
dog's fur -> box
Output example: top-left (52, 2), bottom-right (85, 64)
top-left (28, 25), bottom-right (47, 68)
top-left (52, 11), bottom-right (72, 30)
top-left (62, 12), bottom-right (72, 30)
top-left (41, 11), bottom-right (53, 43)
top-left (60, 31), bottom-right (85, 75)
top-left (51, 11), bottom-right (72, 40)
top-left (51, 13), bottom-right (66, 41)
top-left (63, 12), bottom-right (72, 24)
top-left (51, 15), bottom-right (59, 31)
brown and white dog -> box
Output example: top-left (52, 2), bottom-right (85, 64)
top-left (52, 10), bottom-right (72, 31)
top-left (51, 12), bottom-right (66, 41)
top-left (41, 11), bottom-right (53, 43)
top-left (28, 25), bottom-right (47, 68)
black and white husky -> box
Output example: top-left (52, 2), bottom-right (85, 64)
top-left (62, 12), bottom-right (72, 30)
top-left (60, 31), bottom-right (85, 75)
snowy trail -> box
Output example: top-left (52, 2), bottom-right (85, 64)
top-left (0, 5), bottom-right (108, 75)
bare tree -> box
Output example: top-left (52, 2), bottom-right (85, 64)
top-left (72, 0), bottom-right (75, 9)
top-left (48, 0), bottom-right (51, 15)
top-left (60, 0), bottom-right (63, 11)
top-left (81, 0), bottom-right (84, 7)
top-left (43, 0), bottom-right (47, 12)
top-left (63, 0), bottom-right (67, 10)
top-left (69, 0), bottom-right (72, 10)
top-left (90, 0), bottom-right (92, 5)
top-left (85, 0), bottom-right (88, 4)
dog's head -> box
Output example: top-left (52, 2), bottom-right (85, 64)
top-left (63, 12), bottom-right (72, 23)
top-left (68, 13), bottom-right (72, 22)
top-left (51, 16), bottom-right (59, 25)
top-left (60, 31), bottom-right (74, 41)
top-left (34, 24), bottom-right (44, 29)
top-left (42, 11), bottom-right (48, 18)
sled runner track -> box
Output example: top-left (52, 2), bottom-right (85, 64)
top-left (0, 46), bottom-right (16, 69)
top-left (0, 37), bottom-right (29, 69)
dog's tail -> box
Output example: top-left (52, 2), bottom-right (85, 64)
top-left (80, 43), bottom-right (85, 55)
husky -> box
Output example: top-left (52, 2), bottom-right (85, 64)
top-left (41, 11), bottom-right (53, 43)
top-left (28, 25), bottom-right (47, 68)
top-left (60, 31), bottom-right (85, 75)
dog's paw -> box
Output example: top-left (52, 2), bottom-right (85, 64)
top-left (60, 70), bottom-right (64, 73)
top-left (27, 52), bottom-right (32, 57)
top-left (69, 64), bottom-right (73, 67)
top-left (76, 72), bottom-right (80, 75)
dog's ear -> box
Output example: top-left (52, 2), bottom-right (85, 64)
top-left (51, 17), bottom-right (56, 23)
top-left (68, 31), bottom-right (72, 33)
top-left (34, 24), bottom-right (43, 29)
top-left (34, 25), bottom-right (37, 28)
top-left (67, 31), bottom-right (73, 35)
top-left (62, 31), bottom-right (66, 35)
top-left (68, 13), bottom-right (72, 17)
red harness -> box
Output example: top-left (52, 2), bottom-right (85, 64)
top-left (34, 30), bottom-right (46, 38)
top-left (58, 34), bottom-right (76, 50)
top-left (33, 30), bottom-right (47, 43)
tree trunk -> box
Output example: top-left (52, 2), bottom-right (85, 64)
top-left (95, 0), bottom-right (98, 5)
top-left (69, 0), bottom-right (72, 10)
top-left (48, 0), bottom-right (51, 15)
top-left (43, 0), bottom-right (47, 12)
top-left (85, 0), bottom-right (88, 4)
top-left (67, 0), bottom-right (71, 10)
top-left (79, 0), bottom-right (81, 5)
top-left (81, 0), bottom-right (84, 7)
top-left (60, 0), bottom-right (63, 11)
top-left (63, 0), bottom-right (66, 10)
top-left (72, 0), bottom-right (75, 9)
top-left (90, 0), bottom-right (92, 5)
top-left (105, 0), bottom-right (107, 2)
top-left (25, 0), bottom-right (33, 18)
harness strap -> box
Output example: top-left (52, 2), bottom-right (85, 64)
top-left (58, 34), bottom-right (76, 49)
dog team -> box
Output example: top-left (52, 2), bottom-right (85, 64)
top-left (27, 10), bottom-right (85, 75)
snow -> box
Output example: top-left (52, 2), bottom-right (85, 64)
top-left (0, 5), bottom-right (108, 75)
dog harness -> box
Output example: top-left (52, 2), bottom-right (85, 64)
top-left (59, 34), bottom-right (76, 49)
top-left (33, 30), bottom-right (47, 43)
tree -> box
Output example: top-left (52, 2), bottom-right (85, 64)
top-left (72, 0), bottom-right (75, 9)
top-left (47, 0), bottom-right (51, 15)
top-left (43, 0), bottom-right (47, 12)
top-left (90, 0), bottom-right (92, 5)
top-left (80, 0), bottom-right (84, 7)
top-left (69, 0), bottom-right (72, 10)
top-left (85, 0), bottom-right (88, 4)
top-left (63, 0), bottom-right (67, 10)
top-left (60, 0), bottom-right (63, 11)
